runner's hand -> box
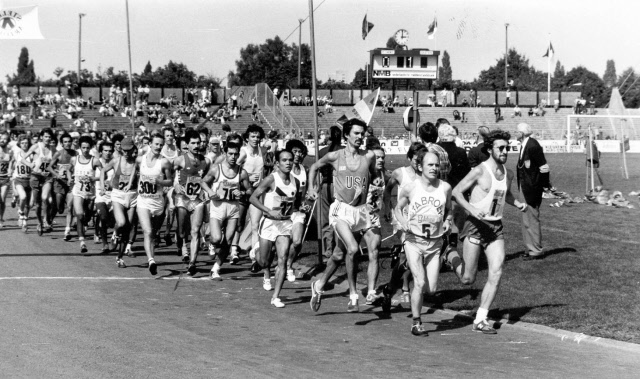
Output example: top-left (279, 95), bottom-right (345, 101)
top-left (232, 189), bottom-right (243, 198)
top-left (123, 184), bottom-right (130, 192)
top-left (267, 210), bottom-right (281, 220)
top-left (306, 187), bottom-right (318, 201)
top-left (443, 218), bottom-right (452, 233)
top-left (174, 183), bottom-right (184, 194)
top-left (516, 201), bottom-right (528, 212)
top-left (469, 207), bottom-right (485, 220)
top-left (249, 173), bottom-right (260, 183)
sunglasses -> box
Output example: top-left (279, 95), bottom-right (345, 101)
top-left (495, 145), bottom-right (511, 152)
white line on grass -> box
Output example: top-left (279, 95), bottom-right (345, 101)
top-left (0, 276), bottom-right (205, 281)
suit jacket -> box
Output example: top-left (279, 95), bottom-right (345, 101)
top-left (517, 137), bottom-right (550, 207)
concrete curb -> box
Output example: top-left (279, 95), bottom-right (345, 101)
top-left (303, 263), bottom-right (640, 354)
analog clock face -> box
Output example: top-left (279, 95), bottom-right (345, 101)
top-left (394, 29), bottom-right (409, 46)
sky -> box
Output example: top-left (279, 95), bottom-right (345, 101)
top-left (1, 0), bottom-right (639, 86)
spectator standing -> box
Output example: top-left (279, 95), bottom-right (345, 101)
top-left (515, 123), bottom-right (550, 260)
top-left (494, 104), bottom-right (501, 122)
top-left (554, 98), bottom-right (560, 113)
top-left (505, 89), bottom-right (511, 105)
top-left (467, 126), bottom-right (491, 168)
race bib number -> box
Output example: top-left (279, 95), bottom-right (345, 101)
top-left (368, 187), bottom-right (383, 212)
top-left (118, 174), bottom-right (130, 190)
top-left (0, 162), bottom-right (8, 175)
top-left (490, 190), bottom-right (505, 217)
top-left (17, 164), bottom-right (31, 176)
top-left (277, 196), bottom-right (296, 217)
top-left (58, 164), bottom-right (71, 180)
top-left (216, 179), bottom-right (238, 201)
top-left (38, 160), bottom-right (51, 176)
top-left (138, 175), bottom-right (158, 197)
top-left (185, 176), bottom-right (202, 200)
top-left (416, 214), bottom-right (442, 238)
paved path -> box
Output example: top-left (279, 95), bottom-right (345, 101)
top-left (0, 212), bottom-right (638, 378)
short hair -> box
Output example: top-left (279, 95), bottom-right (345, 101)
top-left (368, 143), bottom-right (385, 153)
top-left (435, 118), bottom-right (450, 128)
top-left (418, 122), bottom-right (438, 143)
top-left (485, 130), bottom-right (511, 148)
top-left (150, 130), bottom-right (164, 142)
top-left (275, 149), bottom-right (293, 162)
top-left (224, 141), bottom-right (241, 153)
top-left (79, 135), bottom-right (94, 147)
top-left (184, 129), bottom-right (201, 144)
top-left (477, 126), bottom-right (490, 138)
top-left (407, 142), bottom-right (427, 160)
top-left (99, 141), bottom-right (114, 152)
top-left (285, 139), bottom-right (307, 156)
top-left (517, 123), bottom-right (533, 137)
top-left (40, 127), bottom-right (55, 139)
top-left (342, 119), bottom-right (366, 138)
top-left (244, 124), bottom-right (265, 141)
top-left (162, 126), bottom-right (176, 137)
top-left (60, 132), bottom-right (72, 143)
top-left (226, 133), bottom-right (242, 145)
top-left (112, 134), bottom-right (125, 144)
top-left (415, 149), bottom-right (439, 167)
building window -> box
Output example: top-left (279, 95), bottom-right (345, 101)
top-left (397, 57), bottom-right (404, 68)
top-left (420, 57), bottom-right (428, 68)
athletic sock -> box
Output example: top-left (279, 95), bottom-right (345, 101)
top-left (475, 308), bottom-right (489, 324)
top-left (412, 317), bottom-right (421, 325)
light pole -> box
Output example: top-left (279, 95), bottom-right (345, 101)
top-left (504, 23), bottom-right (509, 89)
top-left (78, 13), bottom-right (85, 85)
top-left (298, 18), bottom-right (303, 87)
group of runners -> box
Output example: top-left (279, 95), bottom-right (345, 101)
top-left (0, 118), bottom-right (526, 336)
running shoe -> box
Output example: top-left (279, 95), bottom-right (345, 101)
top-left (163, 233), bottom-right (173, 247)
top-left (365, 292), bottom-right (379, 305)
top-left (21, 218), bottom-right (28, 233)
top-left (109, 234), bottom-right (120, 251)
top-left (271, 298), bottom-right (285, 308)
top-left (208, 243), bottom-right (216, 258)
top-left (250, 261), bottom-right (262, 274)
top-left (210, 264), bottom-right (222, 281)
top-left (17, 212), bottom-right (23, 227)
top-left (472, 319), bottom-right (497, 334)
top-left (36, 223), bottom-right (43, 236)
top-left (411, 323), bottom-right (429, 336)
top-left (310, 281), bottom-right (322, 312)
top-left (401, 291), bottom-right (411, 303)
top-left (80, 242), bottom-right (88, 254)
top-left (154, 236), bottom-right (160, 248)
top-left (94, 234), bottom-right (100, 244)
top-left (347, 295), bottom-right (359, 313)
top-left (286, 269), bottom-right (296, 283)
top-left (116, 258), bottom-right (126, 268)
top-left (43, 222), bottom-right (52, 232)
top-left (148, 259), bottom-right (158, 275)
top-left (229, 254), bottom-right (239, 265)
top-left (187, 262), bottom-right (197, 276)
top-left (181, 245), bottom-right (189, 263)
top-left (0, 221), bottom-right (4, 228)
top-left (263, 278), bottom-right (273, 291)
top-left (101, 247), bottom-right (110, 254)
top-left (125, 245), bottom-right (135, 258)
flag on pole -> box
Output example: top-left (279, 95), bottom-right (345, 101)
top-left (427, 17), bottom-right (438, 39)
top-left (543, 42), bottom-right (555, 58)
top-left (337, 88), bottom-right (380, 126)
top-left (0, 6), bottom-right (44, 39)
top-left (362, 14), bottom-right (374, 40)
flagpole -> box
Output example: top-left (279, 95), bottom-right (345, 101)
top-left (547, 35), bottom-right (551, 106)
top-left (125, 0), bottom-right (135, 136)
top-left (308, 0), bottom-right (324, 265)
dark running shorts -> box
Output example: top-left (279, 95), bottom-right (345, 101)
top-left (14, 177), bottom-right (31, 190)
top-left (461, 216), bottom-right (504, 249)
top-left (0, 176), bottom-right (9, 187)
top-left (53, 179), bottom-right (72, 195)
top-left (30, 174), bottom-right (54, 190)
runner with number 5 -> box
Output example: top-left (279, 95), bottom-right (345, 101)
top-left (394, 151), bottom-right (452, 336)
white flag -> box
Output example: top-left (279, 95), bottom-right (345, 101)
top-left (0, 6), bottom-right (44, 39)
top-left (338, 88), bottom-right (380, 126)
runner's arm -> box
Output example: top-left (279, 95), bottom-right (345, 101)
top-left (249, 175), bottom-right (280, 219)
top-left (307, 150), bottom-right (338, 200)
top-left (382, 168), bottom-right (400, 220)
top-left (48, 152), bottom-right (61, 178)
top-left (505, 169), bottom-right (526, 211)
top-left (239, 169), bottom-right (253, 198)
top-left (394, 185), bottom-right (411, 232)
top-left (200, 164), bottom-right (218, 198)
top-left (442, 182), bottom-right (454, 233)
top-left (452, 166), bottom-right (485, 220)
top-left (158, 158), bottom-right (174, 187)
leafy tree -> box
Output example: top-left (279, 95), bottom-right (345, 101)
top-left (474, 49), bottom-right (546, 90)
top-left (616, 67), bottom-right (640, 108)
top-left (351, 68), bottom-right (368, 89)
top-left (558, 66), bottom-right (607, 106)
top-left (437, 51), bottom-right (452, 88)
top-left (603, 59), bottom-right (617, 88)
top-left (144, 61), bottom-right (152, 75)
top-left (231, 36), bottom-right (313, 89)
top-left (7, 47), bottom-right (36, 85)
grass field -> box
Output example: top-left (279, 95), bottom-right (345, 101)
top-left (298, 152), bottom-right (640, 343)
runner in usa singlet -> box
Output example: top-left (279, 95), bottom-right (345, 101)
top-left (332, 149), bottom-right (370, 206)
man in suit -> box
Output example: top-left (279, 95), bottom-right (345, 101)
top-left (515, 123), bottom-right (550, 260)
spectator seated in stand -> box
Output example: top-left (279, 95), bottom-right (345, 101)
top-left (453, 109), bottom-right (461, 121)
top-left (513, 105), bottom-right (522, 117)
top-left (528, 107), bottom-right (534, 116)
